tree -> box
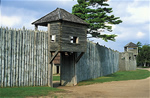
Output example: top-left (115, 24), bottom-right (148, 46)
top-left (136, 41), bottom-right (142, 53)
top-left (72, 0), bottom-right (122, 41)
top-left (137, 44), bottom-right (150, 67)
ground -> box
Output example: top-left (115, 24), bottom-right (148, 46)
top-left (40, 68), bottom-right (150, 98)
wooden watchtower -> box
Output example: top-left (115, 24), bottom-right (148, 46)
top-left (32, 8), bottom-right (89, 86)
top-left (124, 42), bottom-right (138, 56)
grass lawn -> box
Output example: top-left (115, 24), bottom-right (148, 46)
top-left (0, 86), bottom-right (63, 98)
top-left (53, 75), bottom-right (60, 81)
top-left (0, 69), bottom-right (149, 97)
top-left (0, 75), bottom-right (61, 98)
top-left (78, 69), bottom-right (150, 86)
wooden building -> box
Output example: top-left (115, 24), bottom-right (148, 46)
top-left (32, 8), bottom-right (89, 86)
top-left (32, 8), bottom-right (88, 52)
top-left (124, 42), bottom-right (138, 56)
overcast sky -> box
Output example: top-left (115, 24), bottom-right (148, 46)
top-left (0, 0), bottom-right (149, 52)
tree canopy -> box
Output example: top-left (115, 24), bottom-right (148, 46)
top-left (136, 42), bottom-right (150, 67)
top-left (136, 41), bottom-right (142, 53)
top-left (72, 0), bottom-right (122, 41)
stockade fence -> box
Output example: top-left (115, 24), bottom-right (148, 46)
top-left (0, 27), bottom-right (51, 87)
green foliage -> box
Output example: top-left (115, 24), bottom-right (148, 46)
top-left (137, 41), bottom-right (142, 47)
top-left (77, 69), bottom-right (150, 86)
top-left (0, 86), bottom-right (63, 97)
top-left (72, 0), bottom-right (122, 41)
top-left (137, 44), bottom-right (150, 67)
top-left (136, 41), bottom-right (142, 53)
top-left (98, 34), bottom-right (117, 42)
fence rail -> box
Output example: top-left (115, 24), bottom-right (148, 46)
top-left (0, 27), bottom-right (50, 87)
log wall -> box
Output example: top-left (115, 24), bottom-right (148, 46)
top-left (0, 27), bottom-right (50, 87)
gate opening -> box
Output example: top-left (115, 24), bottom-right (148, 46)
top-left (52, 53), bottom-right (61, 87)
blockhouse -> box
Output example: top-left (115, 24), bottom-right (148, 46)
top-left (32, 8), bottom-right (89, 86)
top-left (32, 8), bottom-right (88, 52)
top-left (124, 42), bottom-right (138, 56)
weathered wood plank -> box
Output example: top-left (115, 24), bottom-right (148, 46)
top-left (12, 29), bottom-right (16, 87)
top-left (26, 31), bottom-right (30, 86)
top-left (43, 32), bottom-right (46, 86)
top-left (1, 28), bottom-right (5, 87)
top-left (24, 30), bottom-right (27, 86)
top-left (33, 29), bottom-right (37, 86)
top-left (42, 32), bottom-right (45, 86)
top-left (32, 31), bottom-right (35, 86)
top-left (45, 32), bottom-right (48, 86)
top-left (16, 30), bottom-right (20, 86)
top-left (42, 32), bottom-right (44, 86)
top-left (4, 28), bottom-right (8, 87)
top-left (40, 32), bottom-right (43, 86)
top-left (48, 23), bottom-right (51, 87)
top-left (38, 32), bottom-right (41, 86)
top-left (30, 30), bottom-right (34, 86)
top-left (26, 30), bottom-right (29, 86)
top-left (18, 29), bottom-right (22, 87)
top-left (7, 28), bottom-right (11, 87)
top-left (36, 32), bottom-right (39, 86)
top-left (0, 28), bottom-right (1, 84)
top-left (10, 29), bottom-right (13, 87)
top-left (21, 28), bottom-right (25, 86)
top-left (28, 30), bottom-right (32, 86)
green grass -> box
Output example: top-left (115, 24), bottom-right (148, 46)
top-left (53, 75), bottom-right (60, 81)
top-left (78, 69), bottom-right (150, 86)
top-left (142, 66), bottom-right (150, 68)
top-left (0, 86), bottom-right (63, 98)
top-left (1, 69), bottom-right (149, 97)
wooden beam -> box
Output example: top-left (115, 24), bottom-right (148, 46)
top-left (47, 23), bottom-right (51, 87)
top-left (75, 52), bottom-right (84, 63)
top-left (49, 50), bottom-right (59, 64)
top-left (35, 25), bottom-right (38, 31)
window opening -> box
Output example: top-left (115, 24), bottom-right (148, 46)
top-left (128, 48), bottom-right (136, 50)
top-left (51, 35), bottom-right (56, 42)
top-left (70, 36), bottom-right (79, 44)
top-left (129, 56), bottom-right (131, 60)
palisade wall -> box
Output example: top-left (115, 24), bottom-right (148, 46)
top-left (76, 41), bottom-right (120, 83)
top-left (0, 27), bottom-right (136, 87)
top-left (0, 27), bottom-right (50, 87)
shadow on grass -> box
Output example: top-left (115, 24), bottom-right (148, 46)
top-left (106, 73), bottom-right (124, 77)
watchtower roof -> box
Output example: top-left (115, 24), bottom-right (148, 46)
top-left (32, 8), bottom-right (89, 26)
top-left (124, 42), bottom-right (137, 48)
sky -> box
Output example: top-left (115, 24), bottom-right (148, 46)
top-left (0, 0), bottom-right (150, 52)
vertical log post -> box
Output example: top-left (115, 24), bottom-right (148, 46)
top-left (47, 23), bottom-right (53, 87)
top-left (60, 52), bottom-right (77, 86)
top-left (33, 25), bottom-right (38, 86)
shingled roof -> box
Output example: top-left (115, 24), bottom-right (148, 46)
top-left (32, 8), bottom-right (89, 26)
top-left (124, 42), bottom-right (138, 48)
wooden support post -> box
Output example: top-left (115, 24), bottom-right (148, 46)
top-left (35, 25), bottom-right (38, 31)
top-left (61, 52), bottom-right (77, 86)
top-left (47, 23), bottom-right (53, 87)
top-left (75, 52), bottom-right (84, 63)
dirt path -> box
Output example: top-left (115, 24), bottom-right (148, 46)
top-left (53, 77), bottom-right (149, 98)
top-left (50, 68), bottom-right (150, 98)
